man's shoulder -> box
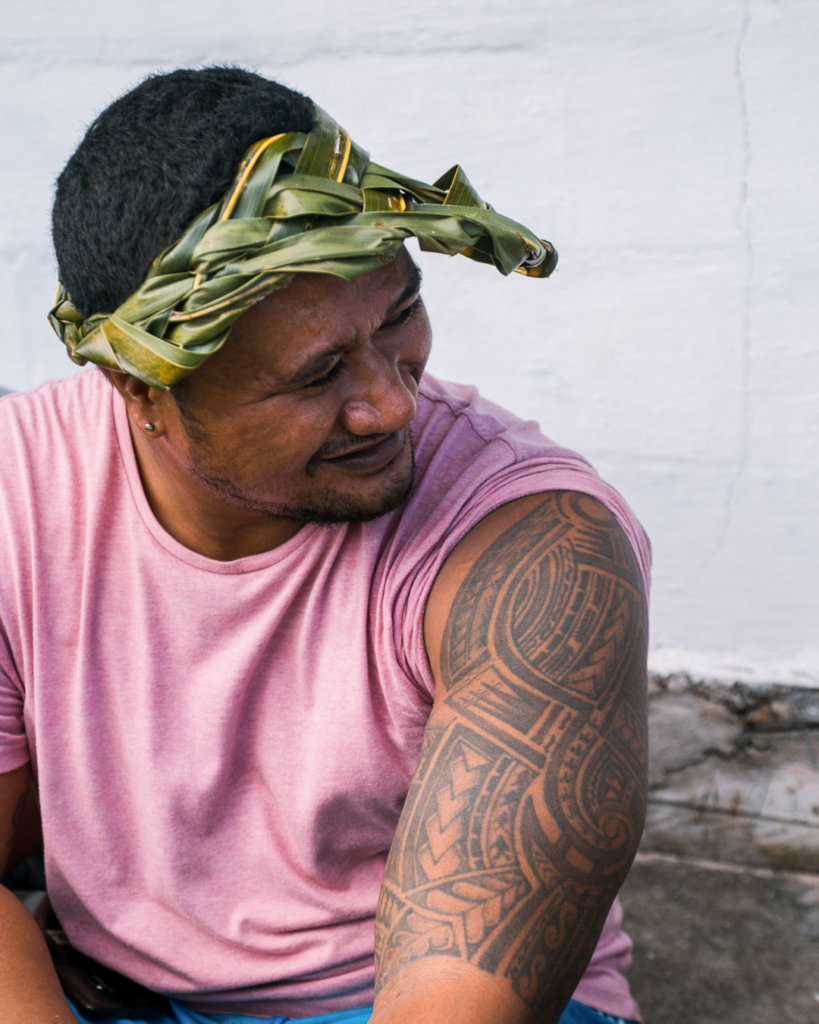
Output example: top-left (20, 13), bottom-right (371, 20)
top-left (405, 374), bottom-right (651, 596)
top-left (416, 374), bottom-right (527, 435)
top-left (0, 369), bottom-right (109, 426)
top-left (386, 373), bottom-right (588, 568)
top-left (0, 370), bottom-right (115, 494)
top-left (412, 373), bottom-right (592, 490)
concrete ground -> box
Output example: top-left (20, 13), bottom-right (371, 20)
top-left (621, 854), bottom-right (819, 1024)
top-left (619, 676), bottom-right (819, 1024)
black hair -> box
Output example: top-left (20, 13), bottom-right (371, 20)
top-left (52, 67), bottom-right (315, 317)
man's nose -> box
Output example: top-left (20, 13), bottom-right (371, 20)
top-left (340, 349), bottom-right (418, 437)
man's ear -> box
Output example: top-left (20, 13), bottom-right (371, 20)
top-left (100, 368), bottom-right (167, 437)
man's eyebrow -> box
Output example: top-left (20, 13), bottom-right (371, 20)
top-left (386, 263), bottom-right (423, 314)
top-left (279, 342), bottom-right (350, 387)
top-left (280, 265), bottom-right (424, 387)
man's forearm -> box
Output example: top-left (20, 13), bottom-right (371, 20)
top-left (370, 935), bottom-right (546, 1024)
top-left (0, 886), bottom-right (76, 1022)
top-left (370, 958), bottom-right (536, 1024)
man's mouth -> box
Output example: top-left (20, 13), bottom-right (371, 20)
top-left (316, 431), bottom-right (405, 473)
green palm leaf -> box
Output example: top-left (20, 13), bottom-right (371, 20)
top-left (49, 107), bottom-right (557, 389)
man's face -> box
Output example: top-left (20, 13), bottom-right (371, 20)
top-left (154, 250), bottom-right (431, 533)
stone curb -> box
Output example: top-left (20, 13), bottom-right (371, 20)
top-left (649, 672), bottom-right (819, 730)
top-left (643, 675), bottom-right (819, 874)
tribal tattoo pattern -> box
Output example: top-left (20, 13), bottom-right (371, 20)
top-left (375, 492), bottom-right (648, 1018)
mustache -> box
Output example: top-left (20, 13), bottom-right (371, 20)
top-left (314, 432), bottom-right (396, 460)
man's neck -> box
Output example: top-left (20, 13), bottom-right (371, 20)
top-left (128, 422), bottom-right (303, 560)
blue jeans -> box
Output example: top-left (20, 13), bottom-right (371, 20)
top-left (68, 996), bottom-right (638, 1024)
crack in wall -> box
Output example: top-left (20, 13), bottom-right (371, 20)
top-left (685, 0), bottom-right (754, 587)
top-left (647, 797), bottom-right (819, 830)
top-left (716, 0), bottom-right (754, 531)
top-left (652, 743), bottom-right (745, 775)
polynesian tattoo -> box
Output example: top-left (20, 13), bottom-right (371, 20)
top-left (375, 492), bottom-right (648, 1019)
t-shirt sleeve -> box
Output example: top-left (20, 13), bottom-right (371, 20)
top-left (382, 377), bottom-right (652, 701)
top-left (0, 645), bottom-right (29, 772)
top-left (0, 395), bottom-right (33, 773)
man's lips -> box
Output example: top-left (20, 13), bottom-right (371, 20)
top-left (316, 431), bottom-right (405, 472)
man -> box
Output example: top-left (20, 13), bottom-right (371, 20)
top-left (0, 68), bottom-right (649, 1024)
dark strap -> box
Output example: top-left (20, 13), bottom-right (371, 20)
top-left (17, 890), bottom-right (169, 1015)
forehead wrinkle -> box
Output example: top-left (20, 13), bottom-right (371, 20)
top-left (279, 260), bottom-right (423, 384)
top-left (275, 338), bottom-right (351, 387)
top-left (216, 253), bottom-right (424, 393)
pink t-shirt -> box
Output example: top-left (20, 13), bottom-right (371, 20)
top-left (0, 370), bottom-right (649, 1019)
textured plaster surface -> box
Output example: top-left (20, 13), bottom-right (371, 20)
top-left (1, 0), bottom-right (817, 684)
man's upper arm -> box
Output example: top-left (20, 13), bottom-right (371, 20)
top-left (373, 491), bottom-right (648, 1023)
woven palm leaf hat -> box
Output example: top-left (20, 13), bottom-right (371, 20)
top-left (49, 82), bottom-right (557, 391)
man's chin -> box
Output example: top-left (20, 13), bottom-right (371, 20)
top-left (283, 469), bottom-right (415, 526)
top-left (187, 440), bottom-right (415, 527)
top-left (291, 439), bottom-right (416, 525)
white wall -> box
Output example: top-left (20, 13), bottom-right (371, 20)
top-left (2, 0), bottom-right (817, 686)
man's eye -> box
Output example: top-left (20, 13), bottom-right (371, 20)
top-left (382, 297), bottom-right (420, 331)
top-left (303, 362), bottom-right (343, 389)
